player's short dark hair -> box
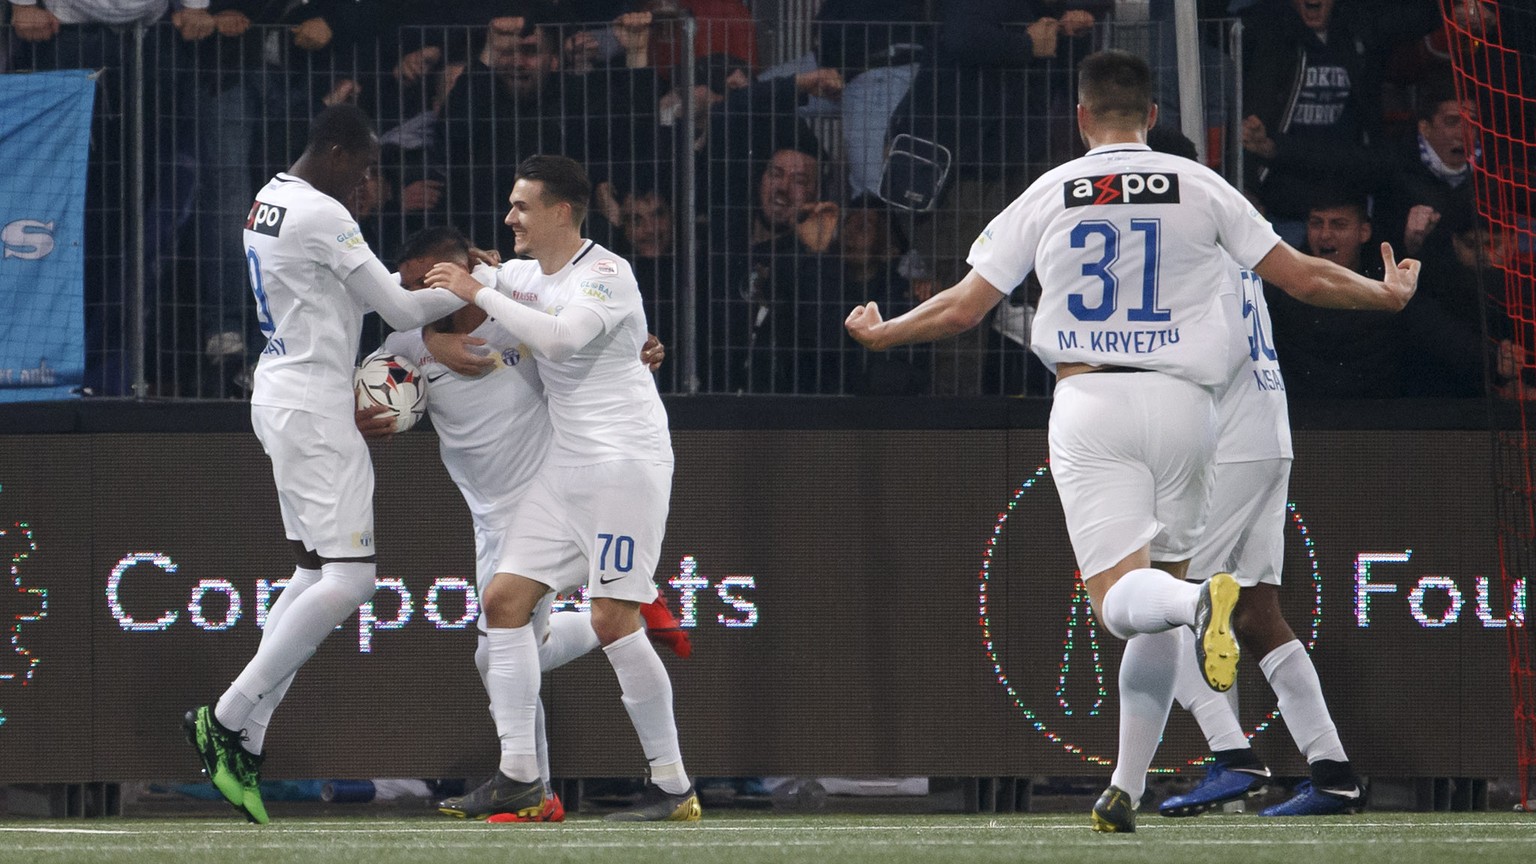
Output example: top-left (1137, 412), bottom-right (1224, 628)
top-left (308, 103), bottom-right (376, 154)
top-left (516, 154), bottom-right (591, 226)
top-left (399, 225), bottom-right (471, 265)
top-left (1078, 50), bottom-right (1154, 123)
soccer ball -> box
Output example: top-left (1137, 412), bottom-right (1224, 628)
top-left (354, 352), bottom-right (427, 433)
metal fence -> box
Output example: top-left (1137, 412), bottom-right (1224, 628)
top-left (2, 15), bottom-right (1241, 399)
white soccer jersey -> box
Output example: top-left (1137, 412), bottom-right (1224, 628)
top-left (244, 173), bottom-right (380, 417)
top-left (969, 144), bottom-right (1281, 387)
top-left (380, 321), bottom-right (551, 523)
top-left (1215, 264), bottom-right (1292, 462)
top-left (483, 242), bottom-right (672, 467)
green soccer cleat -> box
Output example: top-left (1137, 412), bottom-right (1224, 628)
top-left (437, 772), bottom-right (547, 820)
top-left (183, 705), bottom-right (263, 823)
top-left (1194, 572), bottom-right (1241, 692)
top-left (1091, 785), bottom-right (1138, 833)
top-left (603, 783), bottom-right (702, 822)
top-left (232, 747), bottom-right (269, 825)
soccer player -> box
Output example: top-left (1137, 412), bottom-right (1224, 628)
top-left (358, 226), bottom-right (688, 821)
top-left (1154, 261), bottom-right (1361, 819)
top-left (424, 155), bottom-right (697, 822)
top-left (844, 50), bottom-right (1418, 832)
top-left (183, 104), bottom-right (466, 825)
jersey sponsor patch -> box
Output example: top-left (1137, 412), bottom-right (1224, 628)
top-left (590, 258), bottom-right (618, 276)
top-left (335, 225), bottom-right (366, 251)
top-left (1063, 173), bottom-right (1181, 208)
top-left (579, 279), bottom-right (613, 302)
top-left (246, 201), bottom-right (287, 236)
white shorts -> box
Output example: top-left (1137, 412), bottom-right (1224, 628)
top-left (496, 460), bottom-right (672, 604)
top-left (1188, 458), bottom-right (1290, 587)
top-left (1048, 371), bottom-right (1217, 578)
top-left (251, 405), bottom-right (375, 559)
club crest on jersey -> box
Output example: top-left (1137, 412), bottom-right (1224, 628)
top-left (1063, 173), bottom-right (1180, 208)
top-left (245, 201), bottom-right (286, 236)
top-left (591, 258), bottom-right (618, 276)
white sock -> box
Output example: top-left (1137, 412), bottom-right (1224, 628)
top-left (539, 611), bottom-right (599, 671)
top-left (1109, 628), bottom-right (1180, 803)
top-left (218, 561), bottom-right (376, 732)
top-left (1099, 568), bottom-right (1200, 639)
top-left (239, 566), bottom-right (322, 754)
top-left (603, 628), bottom-right (688, 795)
top-left (486, 624), bottom-right (541, 782)
top-left (535, 698), bottom-right (551, 789)
top-left (1172, 626), bottom-right (1249, 753)
top-left (1259, 640), bottom-right (1348, 764)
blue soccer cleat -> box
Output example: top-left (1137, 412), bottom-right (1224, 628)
top-left (1158, 763), bottom-right (1270, 817)
top-left (1260, 780), bottom-right (1363, 816)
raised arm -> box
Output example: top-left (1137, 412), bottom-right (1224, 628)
top-left (425, 263), bottom-right (605, 362)
top-left (1252, 241), bottom-right (1419, 311)
top-left (343, 257), bottom-right (464, 329)
top-left (845, 268), bottom-right (1006, 351)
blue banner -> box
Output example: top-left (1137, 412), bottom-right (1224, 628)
top-left (0, 70), bottom-right (95, 402)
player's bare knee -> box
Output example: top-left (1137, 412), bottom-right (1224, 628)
top-left (481, 573), bottom-right (543, 629)
top-left (590, 598), bottom-right (642, 646)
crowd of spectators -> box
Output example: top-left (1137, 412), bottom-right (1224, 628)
top-left (2, 0), bottom-right (1531, 400)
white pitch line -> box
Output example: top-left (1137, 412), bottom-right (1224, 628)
top-left (0, 827), bottom-right (134, 835)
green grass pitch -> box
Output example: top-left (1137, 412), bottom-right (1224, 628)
top-left (1, 812), bottom-right (1534, 864)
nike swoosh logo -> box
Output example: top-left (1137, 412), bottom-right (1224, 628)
top-left (1324, 786), bottom-right (1363, 799)
top-left (598, 575), bottom-right (626, 584)
top-left (1232, 767), bottom-right (1272, 778)
top-left (426, 372), bottom-right (449, 383)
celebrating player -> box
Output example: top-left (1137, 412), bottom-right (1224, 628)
top-left (183, 104), bottom-right (466, 825)
top-left (358, 226), bottom-right (688, 820)
top-left (845, 50), bottom-right (1418, 832)
top-left (425, 155), bottom-right (697, 822)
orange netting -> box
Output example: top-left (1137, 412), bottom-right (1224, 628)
top-left (1442, 0), bottom-right (1536, 807)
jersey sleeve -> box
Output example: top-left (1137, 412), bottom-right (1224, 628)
top-left (1207, 174), bottom-right (1281, 269)
top-left (306, 198), bottom-right (378, 278)
top-left (563, 254), bottom-right (639, 334)
top-left (966, 188), bottom-right (1043, 296)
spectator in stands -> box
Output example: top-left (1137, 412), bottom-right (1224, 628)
top-left (707, 140), bottom-right (839, 394)
top-left (1265, 193), bottom-right (1403, 398)
top-left (1239, 0), bottom-right (1439, 247)
top-left (612, 177), bottom-right (687, 392)
top-left (1375, 82), bottom-right (1477, 260)
top-left (698, 55), bottom-right (842, 392)
top-left (7, 0), bottom-right (214, 394)
top-left (1399, 199), bottom-right (1513, 398)
top-left (434, 7), bottom-right (662, 236)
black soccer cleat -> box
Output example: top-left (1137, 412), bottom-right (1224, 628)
top-left (1091, 785), bottom-right (1137, 833)
top-left (603, 782), bottom-right (702, 822)
top-left (436, 772), bottom-right (547, 820)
